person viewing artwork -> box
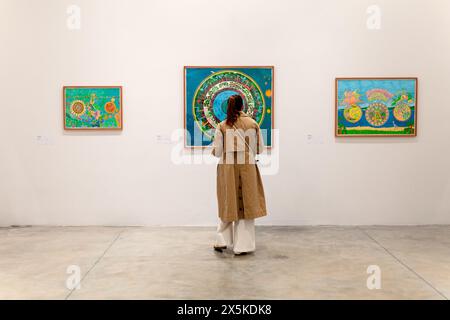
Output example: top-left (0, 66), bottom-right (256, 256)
top-left (211, 94), bottom-right (267, 255)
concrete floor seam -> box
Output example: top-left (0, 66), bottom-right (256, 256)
top-left (358, 227), bottom-right (448, 300)
top-left (64, 228), bottom-right (126, 300)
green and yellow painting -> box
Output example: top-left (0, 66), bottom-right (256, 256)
top-left (64, 86), bottom-right (122, 130)
top-left (336, 78), bottom-right (417, 136)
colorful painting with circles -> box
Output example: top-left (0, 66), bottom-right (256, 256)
top-left (63, 86), bottom-right (122, 130)
top-left (184, 66), bottom-right (274, 147)
top-left (336, 78), bottom-right (417, 136)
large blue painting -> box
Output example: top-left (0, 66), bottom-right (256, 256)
top-left (184, 66), bottom-right (274, 147)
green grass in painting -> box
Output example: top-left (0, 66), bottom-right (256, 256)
top-left (344, 129), bottom-right (412, 135)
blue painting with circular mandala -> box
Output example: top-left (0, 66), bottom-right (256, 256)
top-left (184, 66), bottom-right (274, 147)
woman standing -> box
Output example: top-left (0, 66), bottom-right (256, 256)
top-left (212, 95), bottom-right (267, 255)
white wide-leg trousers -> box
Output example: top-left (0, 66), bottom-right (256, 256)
top-left (215, 219), bottom-right (255, 254)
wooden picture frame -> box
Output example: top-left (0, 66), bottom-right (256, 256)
top-left (335, 77), bottom-right (418, 137)
top-left (63, 86), bottom-right (123, 130)
top-left (184, 66), bottom-right (274, 148)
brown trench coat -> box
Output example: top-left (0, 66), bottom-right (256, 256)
top-left (212, 112), bottom-right (267, 222)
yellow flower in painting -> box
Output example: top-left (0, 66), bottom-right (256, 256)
top-left (265, 89), bottom-right (272, 97)
top-left (267, 109), bottom-right (271, 114)
top-left (70, 100), bottom-right (86, 117)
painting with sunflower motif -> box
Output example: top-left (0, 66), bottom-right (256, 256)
top-left (63, 86), bottom-right (123, 130)
top-left (335, 78), bottom-right (417, 137)
top-left (184, 66), bottom-right (274, 147)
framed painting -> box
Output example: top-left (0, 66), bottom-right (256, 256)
top-left (335, 78), bottom-right (418, 137)
top-left (184, 66), bottom-right (274, 148)
top-left (63, 86), bottom-right (123, 130)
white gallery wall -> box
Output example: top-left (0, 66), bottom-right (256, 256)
top-left (1, 0), bottom-right (450, 226)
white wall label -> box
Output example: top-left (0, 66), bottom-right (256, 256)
top-left (306, 134), bottom-right (324, 145)
top-left (36, 135), bottom-right (53, 145)
top-left (156, 134), bottom-right (172, 144)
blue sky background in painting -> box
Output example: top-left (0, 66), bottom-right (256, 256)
top-left (337, 79), bottom-right (416, 109)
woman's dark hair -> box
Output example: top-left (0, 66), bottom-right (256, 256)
top-left (226, 94), bottom-right (244, 126)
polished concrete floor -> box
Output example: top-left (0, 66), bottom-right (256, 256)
top-left (0, 226), bottom-right (449, 300)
